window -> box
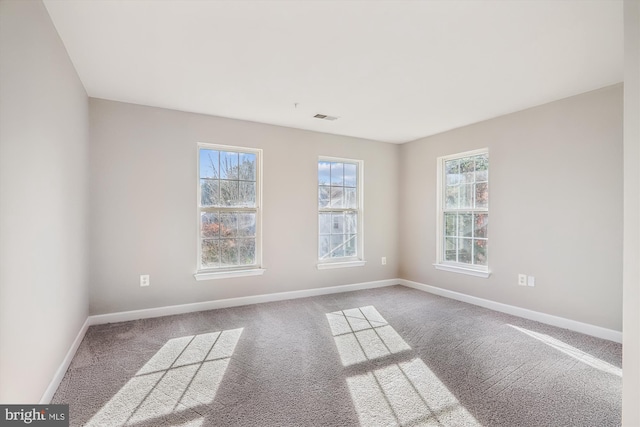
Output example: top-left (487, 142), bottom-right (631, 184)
top-left (318, 157), bottom-right (365, 269)
top-left (195, 144), bottom-right (264, 280)
top-left (435, 149), bottom-right (489, 277)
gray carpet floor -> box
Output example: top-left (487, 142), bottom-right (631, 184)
top-left (52, 285), bottom-right (622, 427)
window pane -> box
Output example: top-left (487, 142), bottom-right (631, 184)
top-left (221, 180), bottom-right (239, 206)
top-left (460, 157), bottom-right (475, 183)
top-left (458, 238), bottom-right (472, 264)
top-left (201, 179), bottom-right (220, 207)
top-left (318, 161), bottom-right (331, 185)
top-left (475, 154), bottom-right (488, 177)
top-left (202, 239), bottom-right (220, 268)
top-left (459, 184), bottom-right (473, 209)
top-left (201, 212), bottom-right (219, 238)
top-left (200, 149), bottom-right (219, 179)
top-left (475, 182), bottom-right (488, 208)
top-left (319, 235), bottom-right (330, 259)
top-left (345, 212), bottom-right (357, 234)
top-left (319, 186), bottom-right (330, 208)
top-left (332, 213), bottom-right (344, 234)
top-left (445, 186), bottom-right (458, 209)
top-left (440, 152), bottom-right (488, 268)
top-left (319, 213), bottom-right (332, 235)
top-left (330, 235), bottom-right (345, 257)
top-left (474, 213), bottom-right (488, 238)
top-left (445, 159), bottom-right (460, 186)
top-left (238, 239), bottom-right (255, 265)
top-left (444, 213), bottom-right (457, 236)
top-left (458, 213), bottom-right (473, 238)
top-left (474, 239), bottom-right (488, 266)
top-left (199, 145), bottom-right (260, 271)
top-left (344, 187), bottom-right (357, 209)
top-left (344, 235), bottom-right (357, 257)
top-left (331, 163), bottom-right (344, 185)
top-left (220, 151), bottom-right (239, 179)
top-left (220, 213), bottom-right (238, 237)
top-left (475, 154), bottom-right (488, 168)
top-left (239, 152), bottom-right (256, 181)
top-left (344, 163), bottom-right (357, 187)
top-left (220, 239), bottom-right (238, 266)
top-left (445, 238), bottom-right (457, 261)
top-left (238, 213), bottom-right (256, 237)
top-left (330, 186), bottom-right (344, 208)
top-left (239, 182), bottom-right (256, 207)
top-left (318, 158), bottom-right (362, 262)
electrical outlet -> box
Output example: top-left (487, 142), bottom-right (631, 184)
top-left (518, 274), bottom-right (527, 286)
top-left (140, 274), bottom-right (150, 287)
top-left (527, 276), bottom-right (535, 287)
top-left (381, 257), bottom-right (387, 265)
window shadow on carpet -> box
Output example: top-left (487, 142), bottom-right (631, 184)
top-left (327, 306), bottom-right (481, 426)
top-left (85, 328), bottom-right (243, 427)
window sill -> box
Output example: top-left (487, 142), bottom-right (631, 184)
top-left (317, 260), bottom-right (367, 270)
top-left (433, 263), bottom-right (491, 278)
top-left (194, 268), bottom-right (266, 281)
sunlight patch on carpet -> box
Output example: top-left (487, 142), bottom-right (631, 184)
top-left (326, 306), bottom-right (410, 366)
top-left (347, 358), bottom-right (481, 426)
top-left (330, 306), bottom-right (480, 426)
top-left (173, 418), bottom-right (205, 427)
top-left (85, 328), bottom-right (243, 426)
top-left (508, 324), bottom-right (621, 377)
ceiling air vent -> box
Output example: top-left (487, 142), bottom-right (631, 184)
top-left (314, 113), bottom-right (338, 121)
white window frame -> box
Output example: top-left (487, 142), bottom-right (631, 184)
top-left (317, 156), bottom-right (366, 270)
top-left (194, 143), bottom-right (265, 281)
top-left (434, 148), bottom-right (490, 278)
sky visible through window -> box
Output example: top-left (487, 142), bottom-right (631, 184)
top-left (318, 160), bottom-right (359, 260)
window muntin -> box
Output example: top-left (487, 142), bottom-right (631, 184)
top-left (438, 151), bottom-right (488, 270)
top-left (318, 158), bottom-right (362, 262)
top-left (198, 145), bottom-right (261, 271)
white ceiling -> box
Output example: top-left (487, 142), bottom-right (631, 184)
top-left (43, 0), bottom-right (623, 144)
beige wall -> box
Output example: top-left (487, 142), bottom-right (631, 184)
top-left (399, 85), bottom-right (623, 331)
top-left (623, 0), bottom-right (640, 424)
top-left (88, 99), bottom-right (399, 314)
top-left (0, 0), bottom-right (89, 403)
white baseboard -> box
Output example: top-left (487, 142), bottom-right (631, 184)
top-left (41, 279), bottom-right (397, 403)
top-left (39, 317), bottom-right (91, 404)
top-left (42, 276), bottom-right (621, 403)
top-left (88, 279), bottom-right (399, 325)
top-left (399, 279), bottom-right (622, 343)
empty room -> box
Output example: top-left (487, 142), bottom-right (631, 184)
top-left (1, 0), bottom-right (639, 426)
